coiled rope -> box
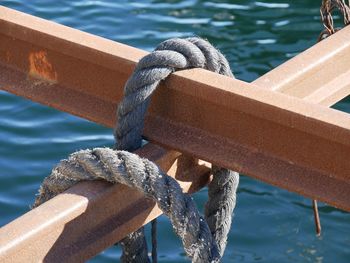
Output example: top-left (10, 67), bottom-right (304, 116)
top-left (34, 37), bottom-right (239, 262)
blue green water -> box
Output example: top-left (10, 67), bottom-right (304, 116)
top-left (1, 0), bottom-right (350, 262)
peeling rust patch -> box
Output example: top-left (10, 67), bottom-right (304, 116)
top-left (29, 51), bottom-right (57, 83)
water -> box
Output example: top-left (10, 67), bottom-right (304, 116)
top-left (1, 0), bottom-right (350, 262)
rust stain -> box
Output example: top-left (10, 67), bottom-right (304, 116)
top-left (29, 51), bottom-right (57, 82)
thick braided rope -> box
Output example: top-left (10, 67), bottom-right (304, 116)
top-left (33, 37), bottom-right (239, 262)
top-left (115, 37), bottom-right (233, 151)
top-left (33, 148), bottom-right (220, 262)
top-left (206, 166), bottom-right (239, 256)
top-left (115, 37), bottom-right (239, 258)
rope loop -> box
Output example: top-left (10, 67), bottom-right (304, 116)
top-left (34, 148), bottom-right (221, 262)
top-left (114, 37), bottom-right (239, 262)
top-left (35, 37), bottom-right (240, 263)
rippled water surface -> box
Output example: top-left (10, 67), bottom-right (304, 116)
top-left (1, 1), bottom-right (350, 262)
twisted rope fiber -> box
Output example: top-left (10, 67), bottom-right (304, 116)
top-left (115, 37), bottom-right (239, 260)
top-left (34, 37), bottom-right (239, 262)
top-left (33, 149), bottom-right (219, 262)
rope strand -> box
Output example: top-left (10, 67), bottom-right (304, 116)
top-left (34, 148), bottom-right (221, 262)
top-left (115, 37), bottom-right (239, 262)
top-left (34, 37), bottom-right (240, 262)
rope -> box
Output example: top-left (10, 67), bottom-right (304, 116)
top-left (115, 37), bottom-right (239, 260)
top-left (119, 228), bottom-right (150, 263)
top-left (33, 148), bottom-right (220, 262)
top-left (114, 37), bottom-right (233, 152)
top-left (206, 166), bottom-right (239, 257)
top-left (34, 37), bottom-right (240, 262)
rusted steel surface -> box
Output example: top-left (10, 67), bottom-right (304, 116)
top-left (1, 6), bottom-right (350, 211)
top-left (0, 143), bottom-right (211, 262)
top-left (255, 35), bottom-right (350, 236)
top-left (253, 26), bottom-right (350, 106)
top-left (1, 6), bottom-right (350, 262)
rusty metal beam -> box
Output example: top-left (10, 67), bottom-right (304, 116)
top-left (253, 28), bottom-right (350, 106)
top-left (254, 33), bottom-right (350, 227)
top-left (1, 6), bottom-right (350, 210)
top-left (0, 143), bottom-right (211, 262)
top-left (0, 6), bottom-right (350, 262)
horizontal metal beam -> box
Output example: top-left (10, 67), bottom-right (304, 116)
top-left (1, 6), bottom-right (350, 210)
top-left (0, 143), bottom-right (211, 262)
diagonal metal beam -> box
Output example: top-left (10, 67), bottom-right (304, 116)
top-left (253, 29), bottom-right (350, 106)
top-left (0, 6), bottom-right (350, 262)
top-left (0, 6), bottom-right (350, 210)
top-left (0, 143), bottom-right (211, 262)
top-left (254, 34), bottom-right (350, 233)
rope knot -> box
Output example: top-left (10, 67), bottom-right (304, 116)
top-left (35, 37), bottom-right (239, 263)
